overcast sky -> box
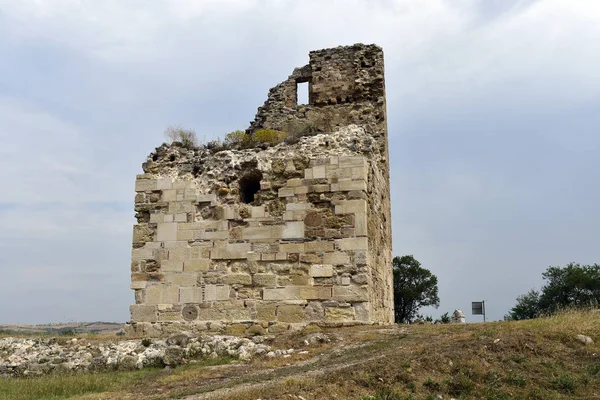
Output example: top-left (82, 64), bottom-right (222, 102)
top-left (0, 0), bottom-right (598, 324)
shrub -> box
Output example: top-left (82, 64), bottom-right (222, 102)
top-left (552, 373), bottom-right (576, 394)
top-left (225, 130), bottom-right (251, 148)
top-left (252, 129), bottom-right (287, 145)
top-left (164, 125), bottom-right (198, 148)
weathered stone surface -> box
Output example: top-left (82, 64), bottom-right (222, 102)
top-left (130, 44), bottom-right (394, 331)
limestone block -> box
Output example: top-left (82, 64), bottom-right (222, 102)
top-left (280, 243), bottom-right (305, 253)
top-left (223, 206), bottom-right (236, 220)
top-left (335, 199), bottom-right (367, 215)
top-left (169, 201), bottom-right (195, 214)
top-left (253, 274), bottom-right (277, 287)
top-left (157, 222), bottom-right (178, 242)
top-left (211, 243), bottom-right (251, 259)
top-left (251, 206), bottom-right (265, 218)
top-left (355, 213), bottom-right (367, 236)
top-left (256, 303), bottom-right (277, 321)
top-left (278, 187), bottom-right (295, 197)
top-left (304, 168), bottom-right (313, 179)
top-left (325, 307), bottom-right (355, 321)
top-left (286, 202), bottom-right (311, 211)
top-left (341, 276), bottom-right (351, 286)
top-left (157, 178), bottom-right (173, 190)
top-left (132, 245), bottom-right (154, 261)
top-left (312, 165), bottom-right (326, 179)
top-left (215, 285), bottom-right (230, 300)
top-left (310, 265), bottom-right (334, 277)
top-left (150, 213), bottom-right (164, 223)
top-left (197, 194), bottom-right (217, 204)
top-left (242, 226), bottom-right (273, 240)
top-left (177, 230), bottom-right (194, 241)
top-left (310, 184), bottom-right (330, 193)
top-left (286, 178), bottom-right (302, 187)
top-left (337, 237), bottom-right (368, 251)
top-left (133, 224), bottom-right (154, 244)
top-left (145, 285), bottom-right (179, 304)
top-left (305, 241), bottom-right (335, 252)
top-left (160, 260), bottom-right (183, 272)
top-left (263, 286), bottom-right (332, 301)
top-left (166, 273), bottom-right (197, 286)
top-left (351, 166), bottom-right (368, 181)
top-left (173, 180), bottom-right (192, 189)
top-left (161, 189), bottom-right (177, 202)
top-left (222, 274), bottom-right (252, 286)
top-left (203, 231), bottom-right (229, 240)
top-left (135, 179), bottom-right (157, 192)
top-left (294, 186), bottom-right (309, 195)
top-left (164, 214), bottom-right (174, 223)
top-left (282, 221), bottom-right (304, 239)
top-left (323, 252), bottom-right (351, 265)
top-left (330, 156), bottom-right (339, 165)
top-left (354, 302), bottom-right (371, 321)
top-left (175, 213), bottom-right (187, 222)
top-left (180, 287), bottom-right (202, 303)
top-left (130, 305), bottom-right (158, 322)
top-left (130, 281), bottom-right (147, 290)
top-left (183, 188), bottom-right (196, 201)
top-left (197, 307), bottom-right (251, 321)
top-left (184, 259), bottom-right (209, 272)
top-left (339, 156), bottom-right (366, 168)
top-left (277, 305), bottom-right (306, 323)
top-left (338, 180), bottom-right (367, 192)
top-left (333, 285), bottom-right (369, 302)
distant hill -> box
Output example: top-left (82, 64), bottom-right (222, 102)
top-left (0, 322), bottom-right (125, 336)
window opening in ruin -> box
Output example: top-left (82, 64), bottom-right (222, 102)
top-left (239, 170), bottom-right (263, 204)
top-left (297, 81), bottom-right (309, 105)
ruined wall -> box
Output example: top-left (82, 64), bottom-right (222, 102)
top-left (128, 44), bottom-right (393, 336)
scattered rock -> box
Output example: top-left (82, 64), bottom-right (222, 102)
top-left (303, 333), bottom-right (331, 346)
top-left (575, 334), bottom-right (594, 345)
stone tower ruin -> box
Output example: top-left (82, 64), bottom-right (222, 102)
top-left (128, 43), bottom-right (393, 336)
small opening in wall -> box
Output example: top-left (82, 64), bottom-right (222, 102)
top-left (297, 81), bottom-right (309, 105)
top-left (239, 170), bottom-right (263, 204)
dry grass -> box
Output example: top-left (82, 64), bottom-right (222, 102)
top-left (2, 311), bottom-right (598, 400)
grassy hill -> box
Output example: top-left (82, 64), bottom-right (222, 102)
top-left (1, 311), bottom-right (598, 400)
top-left (0, 322), bottom-right (124, 336)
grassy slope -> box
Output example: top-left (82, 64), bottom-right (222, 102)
top-left (1, 311), bottom-right (598, 400)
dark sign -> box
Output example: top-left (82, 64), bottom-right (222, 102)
top-left (472, 301), bottom-right (484, 315)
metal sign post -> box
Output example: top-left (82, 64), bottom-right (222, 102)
top-left (472, 300), bottom-right (486, 322)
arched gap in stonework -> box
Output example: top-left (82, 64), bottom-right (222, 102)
top-left (239, 170), bottom-right (263, 204)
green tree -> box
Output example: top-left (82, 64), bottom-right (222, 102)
top-left (508, 263), bottom-right (600, 320)
top-left (508, 289), bottom-right (541, 320)
top-left (538, 263), bottom-right (600, 313)
top-left (393, 255), bottom-right (440, 323)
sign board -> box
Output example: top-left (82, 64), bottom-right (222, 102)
top-left (472, 301), bottom-right (484, 315)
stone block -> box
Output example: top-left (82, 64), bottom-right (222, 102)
top-left (338, 156), bottom-right (366, 168)
top-left (263, 286), bottom-right (332, 301)
top-left (278, 187), bottom-right (295, 197)
top-left (133, 224), bottom-right (154, 244)
top-left (197, 194), bottom-right (217, 204)
top-left (251, 206), bottom-right (265, 218)
top-left (157, 222), bottom-right (178, 242)
top-left (334, 199), bottom-right (367, 215)
top-left (131, 281), bottom-right (147, 290)
top-left (325, 307), bottom-right (355, 321)
top-left (280, 242), bottom-right (305, 253)
top-left (166, 273), bottom-right (197, 286)
top-left (135, 179), bottom-right (157, 192)
top-left (180, 287), bottom-right (202, 303)
top-left (160, 260), bottom-right (183, 272)
top-left (294, 186), bottom-right (309, 195)
top-left (157, 178), bottom-right (173, 190)
top-left (277, 305), bottom-right (306, 323)
top-left (304, 168), bottom-right (313, 179)
top-left (286, 202), bottom-right (311, 211)
top-left (175, 213), bottom-right (187, 222)
top-left (337, 237), bottom-right (368, 251)
top-left (145, 285), bottom-right (179, 304)
top-left (184, 259), bottom-right (209, 272)
top-left (355, 213), bottom-right (367, 236)
top-left (204, 284), bottom-right (229, 301)
top-left (338, 180), bottom-right (367, 192)
top-left (177, 230), bottom-right (194, 241)
top-left (282, 221), bottom-right (304, 239)
top-left (341, 276), bottom-right (351, 285)
top-left (256, 303), bottom-right (277, 321)
top-left (242, 226), bottom-right (273, 240)
top-left (150, 213), bottom-right (164, 223)
top-left (304, 241), bottom-right (335, 252)
top-left (333, 285), bottom-right (369, 302)
top-left (132, 244), bottom-right (154, 260)
top-left (130, 305), bottom-right (157, 322)
top-left (168, 201), bottom-right (195, 214)
top-left (173, 180), bottom-right (192, 189)
top-left (354, 302), bottom-right (371, 321)
top-left (211, 243), bottom-right (251, 259)
top-left (253, 274), bottom-right (277, 287)
top-left (312, 165), bottom-right (326, 179)
top-left (351, 166), bottom-right (368, 181)
top-left (161, 189), bottom-right (177, 202)
top-left (309, 265), bottom-right (334, 277)
top-left (323, 252), bottom-right (351, 265)
top-left (222, 274), bottom-right (252, 286)
top-left (197, 307), bottom-right (251, 321)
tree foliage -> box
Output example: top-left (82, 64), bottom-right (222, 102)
top-left (508, 263), bottom-right (600, 320)
top-left (393, 255), bottom-right (440, 323)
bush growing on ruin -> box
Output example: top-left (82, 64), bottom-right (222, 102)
top-left (393, 255), bottom-right (440, 324)
top-left (252, 129), bottom-right (287, 145)
top-left (164, 126), bottom-right (198, 148)
top-left (225, 130), bottom-right (251, 148)
top-left (220, 128), bottom-right (287, 149)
